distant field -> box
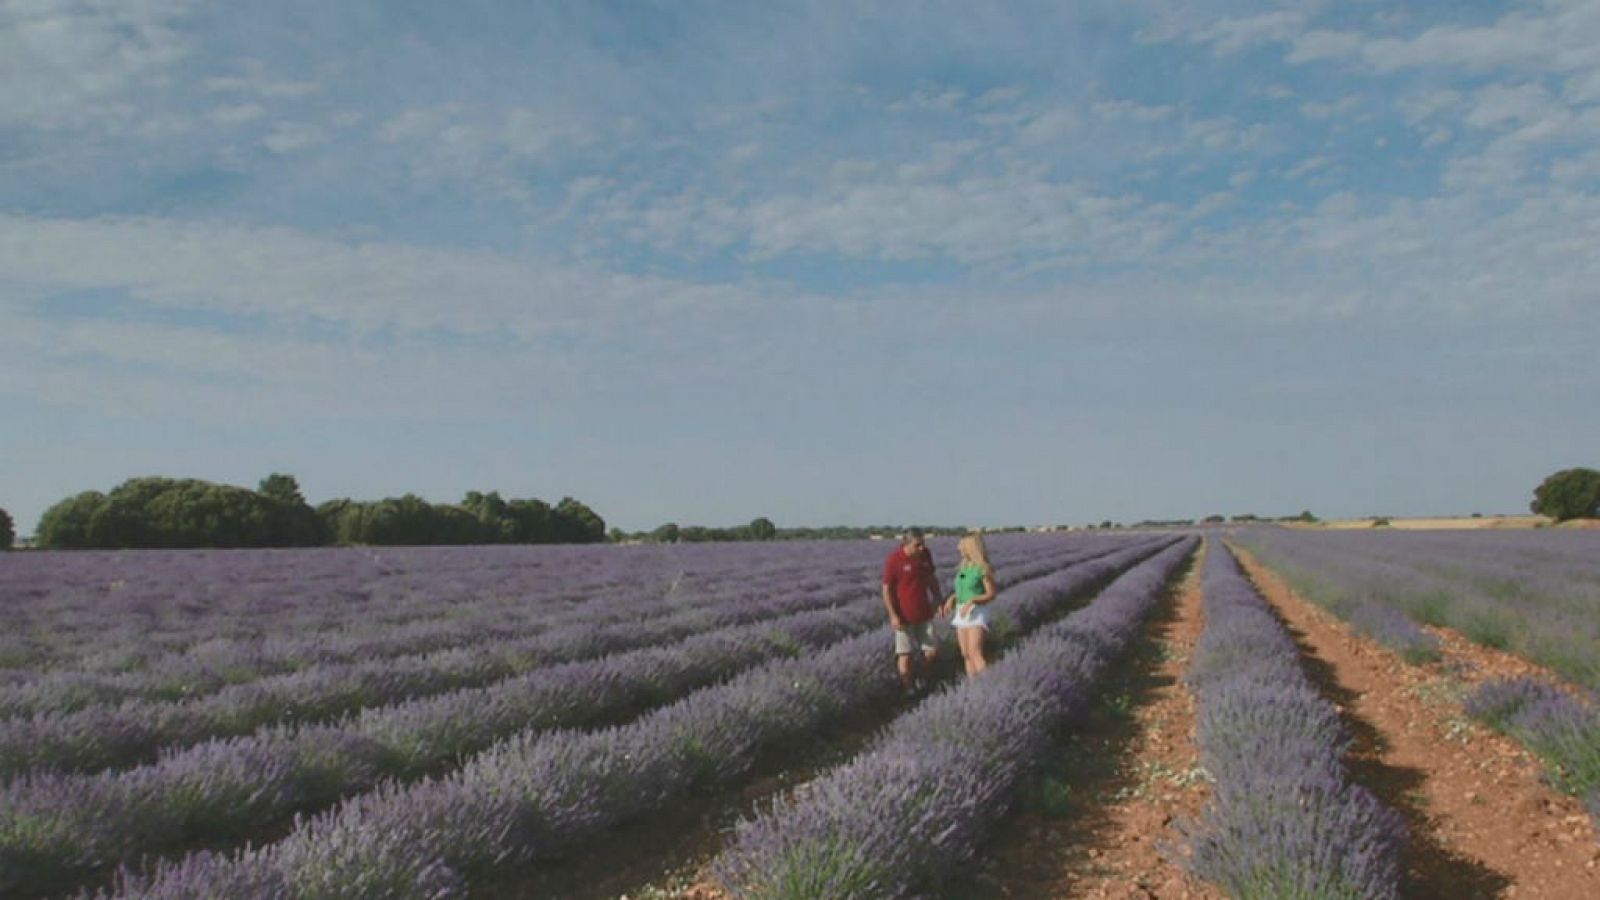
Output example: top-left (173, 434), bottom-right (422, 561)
top-left (1303, 514), bottom-right (1556, 530)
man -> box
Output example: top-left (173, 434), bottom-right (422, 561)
top-left (881, 527), bottom-right (942, 695)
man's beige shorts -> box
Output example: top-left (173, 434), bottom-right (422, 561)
top-left (893, 621), bottom-right (936, 655)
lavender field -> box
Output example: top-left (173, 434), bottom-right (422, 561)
top-left (6, 526), bottom-right (1596, 899)
top-left (1233, 527), bottom-right (1600, 843)
top-left (1, 532), bottom-right (1193, 898)
top-left (1235, 528), bottom-right (1600, 689)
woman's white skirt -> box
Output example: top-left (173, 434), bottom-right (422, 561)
top-left (952, 603), bottom-right (988, 630)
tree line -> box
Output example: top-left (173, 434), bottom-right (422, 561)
top-left (26, 475), bottom-right (606, 549)
top-left (6, 467), bottom-right (1595, 550)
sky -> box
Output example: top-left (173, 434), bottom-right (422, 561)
top-left (1, 0), bottom-right (1597, 535)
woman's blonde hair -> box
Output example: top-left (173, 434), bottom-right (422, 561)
top-left (959, 533), bottom-right (992, 574)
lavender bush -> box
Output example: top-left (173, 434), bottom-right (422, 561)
top-left (1184, 540), bottom-right (1405, 899)
top-left (1346, 600), bottom-right (1442, 664)
top-left (1464, 677), bottom-right (1600, 825)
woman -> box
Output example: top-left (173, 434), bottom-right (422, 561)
top-left (942, 533), bottom-right (996, 676)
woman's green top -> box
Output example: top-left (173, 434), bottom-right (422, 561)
top-left (954, 562), bottom-right (988, 608)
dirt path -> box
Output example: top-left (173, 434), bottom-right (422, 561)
top-left (1234, 545), bottom-right (1600, 900)
top-left (969, 549), bottom-right (1221, 899)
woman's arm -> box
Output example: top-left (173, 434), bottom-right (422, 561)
top-left (971, 570), bottom-right (997, 605)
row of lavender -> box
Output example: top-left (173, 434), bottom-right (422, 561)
top-left (0, 536), bottom-right (1110, 777)
top-left (5, 536), bottom-right (1152, 898)
top-left (1233, 528), bottom-right (1600, 690)
top-left (96, 536), bottom-right (1184, 899)
top-left (1232, 529), bottom-right (1600, 832)
top-left (712, 536), bottom-right (1198, 898)
top-left (1184, 540), bottom-right (1405, 897)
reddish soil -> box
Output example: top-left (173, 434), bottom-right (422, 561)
top-left (1234, 545), bottom-right (1600, 899)
top-left (969, 549), bottom-right (1222, 899)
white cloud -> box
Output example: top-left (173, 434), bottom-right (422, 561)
top-left (888, 88), bottom-right (967, 114)
top-left (0, 214), bottom-right (754, 341)
top-left (1285, 154), bottom-right (1335, 180)
top-left (262, 122), bottom-right (326, 154)
top-left (203, 72), bottom-right (320, 99)
top-left (1464, 83), bottom-right (1564, 130)
top-left (375, 104), bottom-right (598, 194)
top-left (1422, 126), bottom-right (1453, 148)
top-left (1285, 3), bottom-right (1600, 76)
top-left (0, 0), bottom-right (197, 127)
top-left (1092, 100), bottom-right (1176, 123)
top-left (974, 85), bottom-right (1025, 108)
top-left (1193, 11), bottom-right (1310, 55)
top-left (210, 103), bottom-right (266, 125)
top-left (1016, 107), bottom-right (1083, 144)
top-left (725, 142), bottom-right (763, 166)
top-left (1300, 95), bottom-right (1361, 120)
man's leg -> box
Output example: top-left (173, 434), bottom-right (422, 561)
top-left (893, 628), bottom-right (917, 692)
top-left (917, 623), bottom-right (938, 688)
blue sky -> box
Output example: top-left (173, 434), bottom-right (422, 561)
top-left (2, 0), bottom-right (1597, 535)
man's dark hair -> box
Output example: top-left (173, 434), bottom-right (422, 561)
top-left (903, 527), bottom-right (925, 542)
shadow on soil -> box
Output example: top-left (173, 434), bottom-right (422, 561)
top-left (1278, 615), bottom-right (1513, 900)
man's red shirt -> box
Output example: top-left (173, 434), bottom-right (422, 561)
top-left (883, 545), bottom-right (937, 625)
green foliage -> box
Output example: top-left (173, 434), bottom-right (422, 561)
top-left (35, 491), bottom-right (106, 548)
top-left (1027, 774), bottom-right (1075, 818)
top-left (36, 477), bottom-right (602, 549)
top-left (553, 496), bottom-right (606, 543)
top-left (317, 491), bottom-right (603, 546)
top-left (257, 472), bottom-right (306, 506)
top-left (0, 507), bottom-right (12, 549)
top-left (747, 516), bottom-right (778, 541)
top-left (1530, 467), bottom-right (1600, 522)
top-left (35, 477), bottom-right (324, 549)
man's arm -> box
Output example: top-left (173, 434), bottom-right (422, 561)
top-left (882, 582), bottom-right (903, 629)
top-left (922, 553), bottom-right (943, 608)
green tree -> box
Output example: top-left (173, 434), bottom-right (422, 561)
top-left (507, 497), bottom-right (553, 542)
top-left (553, 497), bottom-right (606, 543)
top-left (1531, 467), bottom-right (1600, 522)
top-left (0, 506), bottom-right (13, 549)
top-left (747, 517), bottom-right (777, 541)
top-left (36, 491), bottom-right (108, 548)
top-left (258, 473), bottom-right (306, 506)
top-left (650, 522), bottom-right (681, 543)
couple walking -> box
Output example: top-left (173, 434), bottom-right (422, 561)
top-left (880, 528), bottom-right (996, 695)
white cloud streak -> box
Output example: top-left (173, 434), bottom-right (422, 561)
top-left (0, 0), bottom-right (198, 127)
